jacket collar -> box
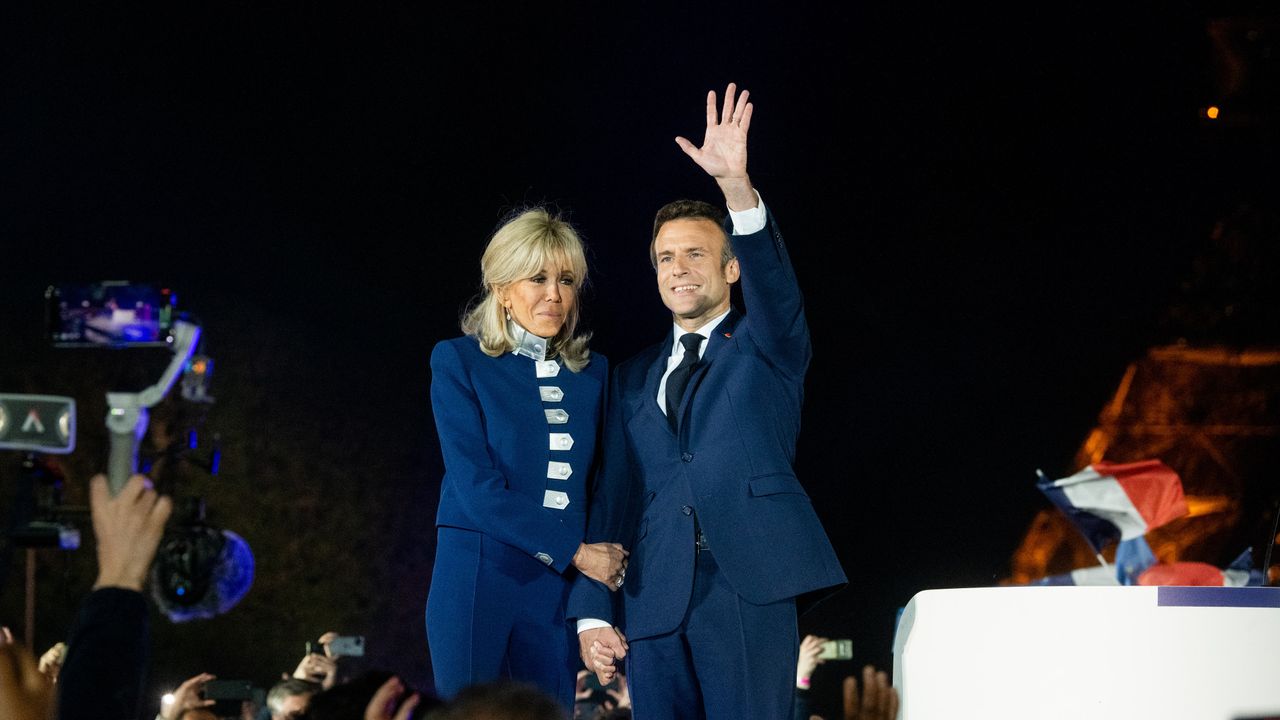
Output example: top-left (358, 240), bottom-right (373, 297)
top-left (508, 319), bottom-right (550, 361)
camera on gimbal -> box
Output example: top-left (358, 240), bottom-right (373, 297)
top-left (3, 280), bottom-right (252, 622)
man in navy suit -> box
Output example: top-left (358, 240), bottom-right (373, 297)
top-left (567, 83), bottom-right (847, 720)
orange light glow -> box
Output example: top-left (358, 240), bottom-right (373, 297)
top-left (1206, 106), bottom-right (1220, 119)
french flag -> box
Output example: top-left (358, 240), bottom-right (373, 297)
top-left (1037, 460), bottom-right (1188, 584)
top-left (1138, 549), bottom-right (1266, 587)
top-left (1036, 459), bottom-right (1188, 551)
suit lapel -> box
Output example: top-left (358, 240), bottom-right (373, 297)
top-left (700, 309), bottom-right (741, 364)
top-left (674, 309), bottom-right (741, 428)
top-left (638, 335), bottom-right (674, 435)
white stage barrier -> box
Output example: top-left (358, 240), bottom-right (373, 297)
top-left (891, 586), bottom-right (1280, 720)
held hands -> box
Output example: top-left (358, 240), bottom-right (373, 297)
top-left (675, 82), bottom-right (757, 211)
top-left (572, 542), bottom-right (629, 592)
top-left (578, 626), bottom-right (628, 686)
top-left (89, 473), bottom-right (172, 591)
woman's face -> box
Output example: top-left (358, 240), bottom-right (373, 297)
top-left (499, 260), bottom-right (577, 339)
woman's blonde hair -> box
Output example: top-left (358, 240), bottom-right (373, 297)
top-left (460, 207), bottom-right (592, 371)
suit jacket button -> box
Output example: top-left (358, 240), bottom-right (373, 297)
top-left (681, 452), bottom-right (694, 462)
top-left (681, 505), bottom-right (692, 516)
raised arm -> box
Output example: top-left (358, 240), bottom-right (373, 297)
top-left (675, 82), bottom-right (758, 212)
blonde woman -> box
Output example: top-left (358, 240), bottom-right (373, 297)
top-left (425, 208), bottom-right (627, 709)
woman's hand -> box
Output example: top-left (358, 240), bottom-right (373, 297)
top-left (572, 542), bottom-right (629, 591)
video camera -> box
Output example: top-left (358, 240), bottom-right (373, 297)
top-left (4, 280), bottom-right (252, 621)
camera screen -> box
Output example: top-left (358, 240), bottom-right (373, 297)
top-left (45, 281), bottom-right (178, 347)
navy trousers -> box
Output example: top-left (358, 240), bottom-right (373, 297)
top-left (626, 547), bottom-right (798, 720)
top-left (426, 526), bottom-right (577, 708)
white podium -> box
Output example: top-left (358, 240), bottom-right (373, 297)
top-left (891, 586), bottom-right (1280, 720)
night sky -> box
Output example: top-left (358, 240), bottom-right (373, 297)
top-left (2, 2), bottom-right (1278, 713)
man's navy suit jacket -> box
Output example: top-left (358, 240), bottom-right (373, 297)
top-left (568, 209), bottom-right (847, 641)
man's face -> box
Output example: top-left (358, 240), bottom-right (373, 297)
top-left (654, 218), bottom-right (739, 331)
top-left (271, 693), bottom-right (310, 720)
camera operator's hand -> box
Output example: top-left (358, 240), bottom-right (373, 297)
top-left (89, 473), bottom-right (172, 591)
top-left (160, 672), bottom-right (217, 720)
top-left (292, 652), bottom-right (338, 690)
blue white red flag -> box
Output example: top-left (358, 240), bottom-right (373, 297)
top-left (1030, 538), bottom-right (1158, 586)
top-left (1036, 459), bottom-right (1188, 585)
top-left (1032, 564), bottom-right (1120, 586)
top-left (1137, 548), bottom-right (1266, 587)
top-left (1036, 459), bottom-right (1188, 551)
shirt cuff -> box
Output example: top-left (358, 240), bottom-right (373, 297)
top-left (728, 190), bottom-right (767, 235)
top-left (576, 618), bottom-right (612, 633)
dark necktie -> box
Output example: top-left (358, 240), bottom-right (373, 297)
top-left (665, 333), bottom-right (705, 431)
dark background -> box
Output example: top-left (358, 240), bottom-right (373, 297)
top-left (3, 2), bottom-right (1279, 716)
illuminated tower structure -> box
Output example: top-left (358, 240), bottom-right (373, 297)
top-left (1009, 10), bottom-right (1280, 586)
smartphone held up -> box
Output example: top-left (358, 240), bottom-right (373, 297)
top-left (818, 638), bottom-right (853, 661)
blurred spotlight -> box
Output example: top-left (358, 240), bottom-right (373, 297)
top-left (1206, 105), bottom-right (1221, 119)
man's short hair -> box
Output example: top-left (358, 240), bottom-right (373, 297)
top-left (650, 199), bottom-right (735, 269)
top-left (266, 678), bottom-right (320, 715)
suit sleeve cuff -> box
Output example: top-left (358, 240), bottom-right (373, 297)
top-left (536, 531), bottom-right (582, 574)
top-left (576, 618), bottom-right (612, 633)
top-left (728, 190), bottom-right (767, 235)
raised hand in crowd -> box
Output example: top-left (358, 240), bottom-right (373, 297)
top-left (286, 630), bottom-right (350, 690)
top-left (160, 672), bottom-right (218, 720)
top-left (292, 651), bottom-right (339, 690)
top-left (603, 672), bottom-right (629, 712)
top-left (796, 635), bottom-right (829, 692)
top-left (36, 642), bottom-right (67, 684)
top-left (363, 675), bottom-right (420, 720)
top-left (841, 665), bottom-right (899, 720)
top-left (0, 625), bottom-right (55, 720)
top-left (573, 668), bottom-right (629, 720)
